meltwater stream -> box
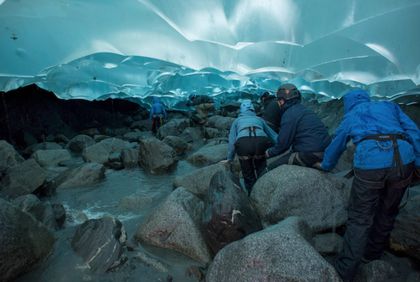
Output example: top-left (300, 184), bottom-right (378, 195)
top-left (17, 161), bottom-right (202, 282)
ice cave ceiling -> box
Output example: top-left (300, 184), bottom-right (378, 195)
top-left (0, 0), bottom-right (419, 105)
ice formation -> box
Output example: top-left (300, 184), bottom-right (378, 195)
top-left (0, 0), bottom-right (419, 106)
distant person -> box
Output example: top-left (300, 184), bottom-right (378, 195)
top-left (265, 83), bottom-right (331, 169)
top-left (260, 91), bottom-right (282, 133)
top-left (149, 97), bottom-right (167, 134)
top-left (318, 89), bottom-right (420, 282)
top-left (187, 94), bottom-right (215, 124)
top-left (225, 99), bottom-right (277, 195)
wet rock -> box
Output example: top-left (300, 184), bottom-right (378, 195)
top-left (66, 134), bottom-right (95, 154)
top-left (202, 170), bottom-right (262, 254)
top-left (206, 217), bottom-right (340, 282)
top-left (138, 137), bottom-right (177, 174)
top-left (12, 194), bottom-right (57, 230)
top-left (313, 233), bottom-right (343, 255)
top-left (135, 187), bottom-right (211, 264)
top-left (0, 198), bottom-right (55, 282)
top-left (158, 118), bottom-right (190, 138)
top-left (205, 115), bottom-right (235, 131)
top-left (251, 165), bottom-right (348, 232)
top-left (121, 148), bottom-right (139, 168)
top-left (32, 149), bottom-right (72, 167)
top-left (203, 127), bottom-right (227, 139)
top-left (0, 140), bottom-right (23, 172)
top-left (0, 159), bottom-right (46, 199)
top-left (390, 192), bottom-right (420, 261)
top-left (354, 260), bottom-right (398, 282)
top-left (134, 251), bottom-right (169, 273)
top-left (81, 128), bottom-right (100, 136)
top-left (83, 137), bottom-right (132, 164)
top-left (173, 162), bottom-right (228, 198)
top-left (179, 127), bottom-right (203, 143)
top-left (130, 120), bottom-right (150, 130)
top-left (187, 143), bottom-right (227, 166)
top-left (71, 216), bottom-right (127, 273)
top-left (406, 272), bottom-right (420, 282)
top-left (118, 193), bottom-right (156, 211)
top-left (24, 141), bottom-right (63, 156)
top-left (123, 131), bottom-right (150, 142)
top-left (163, 136), bottom-right (189, 156)
top-left (56, 162), bottom-right (106, 189)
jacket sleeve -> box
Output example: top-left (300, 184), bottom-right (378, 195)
top-left (266, 112), bottom-right (297, 157)
top-left (227, 120), bottom-right (238, 161)
top-left (396, 104), bottom-right (420, 167)
top-left (321, 117), bottom-right (351, 171)
top-left (262, 120), bottom-right (278, 143)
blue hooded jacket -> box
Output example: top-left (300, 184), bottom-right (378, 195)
top-left (321, 89), bottom-right (420, 170)
top-left (227, 100), bottom-right (278, 161)
top-left (149, 97), bottom-right (167, 119)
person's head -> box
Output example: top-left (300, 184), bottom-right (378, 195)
top-left (240, 99), bottom-right (255, 113)
top-left (152, 97), bottom-right (160, 104)
top-left (260, 91), bottom-right (271, 102)
top-left (276, 83), bottom-right (301, 106)
top-left (344, 89), bottom-right (370, 113)
top-left (189, 93), bottom-right (197, 101)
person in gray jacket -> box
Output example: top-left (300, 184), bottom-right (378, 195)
top-left (226, 99), bottom-right (278, 194)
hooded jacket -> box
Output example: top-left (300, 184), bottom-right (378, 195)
top-left (266, 99), bottom-right (331, 157)
top-left (227, 101), bottom-right (278, 161)
top-left (321, 89), bottom-right (420, 170)
top-left (149, 97), bottom-right (167, 119)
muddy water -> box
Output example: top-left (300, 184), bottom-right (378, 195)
top-left (17, 161), bottom-right (204, 282)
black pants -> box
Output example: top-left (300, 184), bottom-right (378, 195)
top-left (334, 163), bottom-right (414, 282)
top-left (151, 116), bottom-right (163, 134)
top-left (235, 136), bottom-right (272, 194)
top-left (268, 151), bottom-right (322, 171)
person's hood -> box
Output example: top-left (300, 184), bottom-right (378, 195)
top-left (240, 99), bottom-right (255, 114)
top-left (344, 89), bottom-right (371, 113)
top-left (152, 97), bottom-right (160, 104)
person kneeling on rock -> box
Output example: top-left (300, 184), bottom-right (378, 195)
top-left (223, 99), bottom-right (277, 195)
top-left (264, 83), bottom-right (331, 169)
top-left (149, 97), bottom-right (167, 134)
top-left (316, 89), bottom-right (420, 282)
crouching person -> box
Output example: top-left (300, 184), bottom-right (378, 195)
top-left (225, 100), bottom-right (277, 195)
top-left (265, 83), bottom-right (331, 169)
top-left (319, 89), bottom-right (420, 282)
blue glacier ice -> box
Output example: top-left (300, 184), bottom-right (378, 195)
top-left (0, 0), bottom-right (419, 107)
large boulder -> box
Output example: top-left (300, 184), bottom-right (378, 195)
top-left (162, 135), bottom-right (189, 156)
top-left (138, 137), bottom-right (177, 174)
top-left (205, 115), bottom-right (235, 130)
top-left (0, 159), bottom-right (46, 199)
top-left (71, 216), bottom-right (127, 273)
top-left (179, 127), bottom-right (203, 143)
top-left (202, 170), bottom-right (262, 254)
top-left (187, 143), bottom-right (227, 166)
top-left (173, 162), bottom-right (226, 198)
top-left (134, 187), bottom-right (211, 264)
top-left (0, 140), bottom-right (23, 172)
top-left (390, 191), bottom-right (420, 261)
top-left (32, 149), bottom-right (72, 167)
top-left (82, 137), bottom-right (133, 164)
top-left (0, 198), bottom-right (55, 282)
top-left (56, 163), bottom-right (106, 189)
top-left (251, 165), bottom-right (348, 232)
top-left (121, 148), bottom-right (139, 168)
top-left (354, 260), bottom-right (398, 282)
top-left (206, 217), bottom-right (340, 282)
top-left (157, 118), bottom-right (190, 138)
top-left (12, 194), bottom-right (58, 230)
top-left (66, 134), bottom-right (95, 154)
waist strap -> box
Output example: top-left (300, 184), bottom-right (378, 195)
top-left (360, 134), bottom-right (406, 176)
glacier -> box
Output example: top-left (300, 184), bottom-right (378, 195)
top-left (0, 0), bottom-right (419, 107)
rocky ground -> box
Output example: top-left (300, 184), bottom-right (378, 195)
top-left (0, 84), bottom-right (419, 281)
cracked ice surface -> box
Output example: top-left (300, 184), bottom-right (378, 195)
top-left (0, 0), bottom-right (419, 106)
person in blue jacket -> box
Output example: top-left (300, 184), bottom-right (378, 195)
top-left (265, 83), bottom-right (331, 169)
top-left (226, 99), bottom-right (278, 195)
top-left (149, 97), bottom-right (167, 134)
top-left (319, 89), bottom-right (420, 282)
